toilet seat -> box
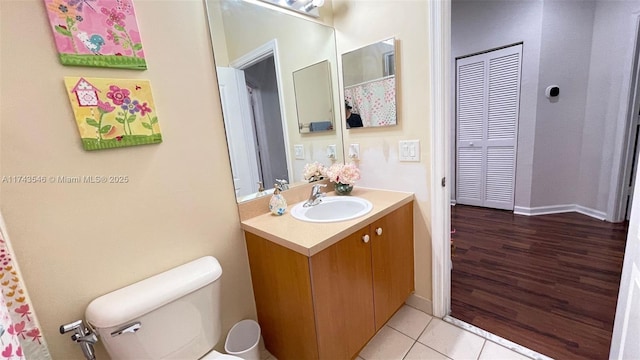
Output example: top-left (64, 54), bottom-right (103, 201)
top-left (200, 350), bottom-right (243, 360)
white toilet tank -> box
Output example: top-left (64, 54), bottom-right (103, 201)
top-left (85, 256), bottom-right (223, 360)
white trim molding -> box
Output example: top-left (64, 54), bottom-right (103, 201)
top-left (429, 0), bottom-right (452, 319)
top-left (514, 204), bottom-right (607, 221)
top-left (608, 15), bottom-right (640, 223)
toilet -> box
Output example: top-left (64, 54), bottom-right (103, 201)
top-left (85, 256), bottom-right (244, 359)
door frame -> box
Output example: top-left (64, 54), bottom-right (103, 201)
top-left (429, 0), bottom-right (452, 318)
top-left (229, 39), bottom-right (294, 184)
top-left (610, 16), bottom-right (640, 223)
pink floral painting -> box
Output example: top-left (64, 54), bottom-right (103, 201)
top-left (64, 77), bottom-right (162, 150)
top-left (44, 0), bottom-right (147, 69)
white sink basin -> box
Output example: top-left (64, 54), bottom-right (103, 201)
top-left (290, 196), bottom-right (373, 223)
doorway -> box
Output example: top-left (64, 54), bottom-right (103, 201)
top-left (430, 1), bottom-right (640, 358)
top-left (242, 56), bottom-right (289, 190)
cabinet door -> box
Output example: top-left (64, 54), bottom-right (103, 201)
top-left (371, 203), bottom-right (415, 330)
top-left (310, 226), bottom-right (376, 360)
top-left (245, 232), bottom-right (319, 360)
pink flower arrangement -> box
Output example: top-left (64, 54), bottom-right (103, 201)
top-left (326, 163), bottom-right (361, 185)
top-left (303, 162), bottom-right (327, 182)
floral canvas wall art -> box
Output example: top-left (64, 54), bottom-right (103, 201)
top-left (44, 0), bottom-right (147, 69)
top-left (64, 77), bottom-right (162, 150)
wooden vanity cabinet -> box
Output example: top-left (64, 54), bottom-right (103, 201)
top-left (370, 202), bottom-right (415, 330)
top-left (244, 202), bottom-right (414, 360)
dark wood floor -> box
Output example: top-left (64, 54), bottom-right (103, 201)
top-left (450, 205), bottom-right (628, 360)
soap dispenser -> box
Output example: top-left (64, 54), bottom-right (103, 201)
top-left (269, 184), bottom-right (287, 216)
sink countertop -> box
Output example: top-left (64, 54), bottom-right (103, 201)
top-left (240, 187), bottom-right (414, 256)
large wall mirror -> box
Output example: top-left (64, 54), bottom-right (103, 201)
top-left (205, 0), bottom-right (344, 203)
top-left (342, 38), bottom-right (397, 129)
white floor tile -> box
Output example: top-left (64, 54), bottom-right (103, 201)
top-left (359, 326), bottom-right (415, 360)
top-left (386, 305), bottom-right (433, 340)
top-left (418, 318), bottom-right (485, 360)
top-left (404, 342), bottom-right (452, 360)
top-left (479, 341), bottom-right (532, 360)
top-left (259, 339), bottom-right (275, 360)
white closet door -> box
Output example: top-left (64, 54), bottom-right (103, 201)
top-left (456, 45), bottom-right (522, 210)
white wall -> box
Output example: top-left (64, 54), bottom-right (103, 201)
top-left (453, 0), bottom-right (640, 218)
top-left (580, 0), bottom-right (640, 216)
top-left (333, 0), bottom-right (433, 303)
top-left (530, 0), bottom-right (595, 207)
top-left (451, 0), bottom-right (543, 209)
top-left (0, 1), bottom-right (256, 358)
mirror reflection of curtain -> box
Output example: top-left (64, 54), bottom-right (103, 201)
top-left (0, 214), bottom-right (51, 359)
top-left (344, 76), bottom-right (396, 127)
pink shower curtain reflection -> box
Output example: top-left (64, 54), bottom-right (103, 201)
top-left (344, 76), bottom-right (396, 127)
top-left (0, 214), bottom-right (51, 360)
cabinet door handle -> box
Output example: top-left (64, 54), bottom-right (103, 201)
top-left (362, 234), bottom-right (370, 243)
top-left (376, 227), bottom-right (383, 236)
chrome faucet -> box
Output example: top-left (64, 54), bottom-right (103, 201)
top-left (304, 184), bottom-right (327, 207)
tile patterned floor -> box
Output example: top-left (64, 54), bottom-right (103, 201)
top-left (357, 305), bottom-right (535, 360)
top-left (261, 304), bottom-right (536, 360)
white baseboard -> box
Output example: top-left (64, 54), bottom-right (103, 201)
top-left (513, 204), bottom-right (606, 221)
top-left (405, 293), bottom-right (433, 315)
top-left (575, 205), bottom-right (607, 221)
top-left (513, 204), bottom-right (574, 216)
top-left (450, 199), bottom-right (457, 206)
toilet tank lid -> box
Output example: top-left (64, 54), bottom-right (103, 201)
top-left (85, 256), bottom-right (222, 328)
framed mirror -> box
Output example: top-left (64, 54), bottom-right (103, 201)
top-left (205, 0), bottom-right (344, 203)
top-left (341, 38), bottom-right (397, 129)
top-left (294, 60), bottom-right (335, 133)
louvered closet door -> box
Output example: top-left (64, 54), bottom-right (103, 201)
top-left (456, 44), bottom-right (522, 210)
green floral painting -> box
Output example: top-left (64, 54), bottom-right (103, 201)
top-left (64, 77), bottom-right (162, 150)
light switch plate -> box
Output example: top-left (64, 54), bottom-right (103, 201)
top-left (327, 145), bottom-right (337, 159)
top-left (294, 144), bottom-right (305, 160)
top-left (399, 140), bottom-right (420, 162)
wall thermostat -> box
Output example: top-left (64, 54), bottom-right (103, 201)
top-left (545, 85), bottom-right (560, 98)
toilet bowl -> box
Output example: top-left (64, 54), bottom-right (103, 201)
top-left (85, 257), bottom-right (245, 360)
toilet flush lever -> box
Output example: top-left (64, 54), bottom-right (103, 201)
top-left (111, 322), bottom-right (142, 337)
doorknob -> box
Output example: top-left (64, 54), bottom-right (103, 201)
top-left (362, 234), bottom-right (370, 243)
top-left (375, 227), bottom-right (383, 236)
